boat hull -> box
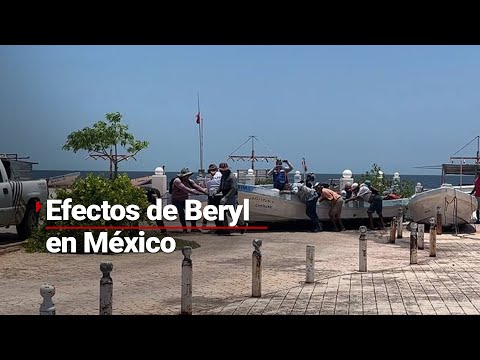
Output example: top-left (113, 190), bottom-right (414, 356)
top-left (408, 186), bottom-right (478, 226)
top-left (131, 175), bottom-right (152, 186)
top-left (47, 172), bottom-right (80, 188)
top-left (238, 184), bottom-right (409, 223)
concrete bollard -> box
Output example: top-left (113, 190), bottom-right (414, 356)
top-left (429, 217), bottom-right (437, 257)
top-left (436, 206), bottom-right (443, 235)
top-left (305, 245), bottom-right (315, 283)
top-left (151, 167), bottom-right (167, 197)
top-left (397, 208), bottom-right (403, 239)
top-left (410, 222), bottom-right (418, 265)
top-left (389, 216), bottom-right (397, 243)
top-left (99, 262), bottom-right (113, 315)
top-left (418, 224), bottom-right (425, 250)
top-left (181, 246), bottom-right (193, 315)
top-left (359, 226), bottom-right (367, 272)
top-left (40, 284), bottom-right (56, 315)
top-left (252, 239), bottom-right (262, 297)
top-left (245, 169), bottom-right (256, 185)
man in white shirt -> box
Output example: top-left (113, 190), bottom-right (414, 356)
top-left (202, 163), bottom-right (223, 231)
top-left (345, 180), bottom-right (385, 230)
top-left (291, 182), bottom-right (322, 232)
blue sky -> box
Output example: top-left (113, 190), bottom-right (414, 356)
top-left (1, 45), bottom-right (479, 175)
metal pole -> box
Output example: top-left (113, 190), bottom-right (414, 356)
top-left (418, 224), bottom-right (425, 250)
top-left (436, 206), bottom-right (443, 235)
top-left (429, 217), bottom-right (437, 257)
top-left (397, 208), bottom-right (403, 239)
top-left (251, 136), bottom-right (255, 170)
top-left (181, 246), bottom-right (193, 315)
top-left (389, 216), bottom-right (397, 243)
top-left (305, 245), bottom-right (315, 283)
top-left (410, 222), bottom-right (418, 265)
top-left (359, 226), bottom-right (367, 272)
top-left (196, 92), bottom-right (204, 174)
top-left (252, 239), bottom-right (262, 297)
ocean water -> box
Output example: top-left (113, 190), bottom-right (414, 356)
top-left (31, 170), bottom-right (476, 190)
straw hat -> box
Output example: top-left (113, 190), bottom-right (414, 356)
top-left (177, 167), bottom-right (193, 177)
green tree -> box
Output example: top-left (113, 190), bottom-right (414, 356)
top-left (63, 112), bottom-right (149, 179)
top-left (359, 163), bottom-right (388, 193)
top-left (359, 163), bottom-right (415, 198)
top-left (25, 174), bottom-right (150, 253)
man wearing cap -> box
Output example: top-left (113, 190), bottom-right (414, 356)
top-left (290, 181), bottom-right (322, 232)
top-left (217, 162), bottom-right (247, 235)
top-left (315, 182), bottom-right (345, 232)
top-left (305, 172), bottom-right (316, 189)
top-left (268, 159), bottom-right (293, 190)
top-left (345, 180), bottom-right (385, 230)
top-left (171, 167), bottom-right (208, 233)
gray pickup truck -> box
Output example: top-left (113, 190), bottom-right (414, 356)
top-left (0, 157), bottom-right (48, 239)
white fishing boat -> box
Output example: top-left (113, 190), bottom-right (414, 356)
top-left (47, 171), bottom-right (80, 188)
top-left (412, 136), bottom-right (480, 227)
top-left (238, 184), bottom-right (409, 223)
top-left (408, 184), bottom-right (477, 226)
top-left (453, 184), bottom-right (474, 194)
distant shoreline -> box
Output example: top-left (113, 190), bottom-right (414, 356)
top-left (34, 169), bottom-right (459, 177)
top-left (32, 170), bottom-right (477, 190)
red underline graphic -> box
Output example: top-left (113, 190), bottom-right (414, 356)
top-left (45, 226), bottom-right (267, 230)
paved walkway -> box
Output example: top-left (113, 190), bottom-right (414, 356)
top-left (203, 240), bottom-right (480, 315)
top-left (1, 224), bottom-right (479, 315)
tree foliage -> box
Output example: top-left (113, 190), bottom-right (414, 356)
top-left (359, 163), bottom-right (415, 198)
top-left (25, 174), bottom-right (150, 253)
top-left (62, 112), bottom-right (149, 178)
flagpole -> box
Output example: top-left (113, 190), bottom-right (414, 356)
top-left (302, 157), bottom-right (307, 182)
top-left (197, 92), bottom-right (204, 175)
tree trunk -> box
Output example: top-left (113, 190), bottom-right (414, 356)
top-left (109, 148), bottom-right (113, 180)
top-left (114, 144), bottom-right (118, 178)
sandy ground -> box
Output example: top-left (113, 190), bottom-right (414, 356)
top-left (1, 222), bottom-right (479, 315)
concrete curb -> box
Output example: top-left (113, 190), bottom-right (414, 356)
top-left (0, 242), bottom-right (24, 255)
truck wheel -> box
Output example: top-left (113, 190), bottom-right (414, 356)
top-left (16, 202), bottom-right (39, 240)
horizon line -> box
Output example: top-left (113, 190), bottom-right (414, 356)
top-left (34, 168), bottom-right (444, 174)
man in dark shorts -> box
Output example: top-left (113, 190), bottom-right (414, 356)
top-left (345, 180), bottom-right (385, 230)
top-left (364, 180), bottom-right (385, 230)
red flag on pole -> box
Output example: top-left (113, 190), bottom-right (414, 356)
top-left (195, 112), bottom-right (201, 124)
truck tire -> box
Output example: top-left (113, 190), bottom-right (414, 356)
top-left (16, 201), bottom-right (39, 240)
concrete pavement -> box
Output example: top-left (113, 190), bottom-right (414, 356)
top-left (1, 224), bottom-right (479, 315)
